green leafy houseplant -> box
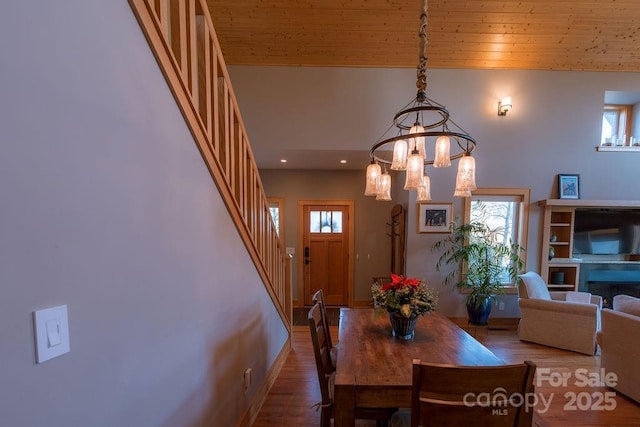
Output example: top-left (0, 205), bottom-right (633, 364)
top-left (432, 221), bottom-right (525, 319)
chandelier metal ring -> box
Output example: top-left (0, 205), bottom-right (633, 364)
top-left (392, 105), bottom-right (449, 130)
top-left (369, 131), bottom-right (477, 166)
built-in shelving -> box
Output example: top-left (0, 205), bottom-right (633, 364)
top-left (539, 204), bottom-right (577, 289)
top-left (538, 199), bottom-right (640, 208)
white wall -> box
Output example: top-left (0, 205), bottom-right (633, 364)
top-left (0, 1), bottom-right (287, 426)
top-left (228, 65), bottom-right (640, 317)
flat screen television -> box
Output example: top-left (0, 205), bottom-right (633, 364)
top-left (573, 209), bottom-right (640, 255)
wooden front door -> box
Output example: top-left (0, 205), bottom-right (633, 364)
top-left (301, 202), bottom-right (352, 306)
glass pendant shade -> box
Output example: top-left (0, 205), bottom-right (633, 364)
top-left (404, 151), bottom-right (424, 190)
top-left (453, 154), bottom-right (477, 197)
top-left (453, 188), bottom-right (472, 197)
top-left (459, 155), bottom-right (477, 191)
top-left (364, 162), bottom-right (382, 196)
top-left (433, 136), bottom-right (451, 168)
top-left (409, 124), bottom-right (426, 160)
top-left (416, 174), bottom-right (431, 201)
top-left (390, 139), bottom-right (408, 170)
top-left (376, 172), bottom-right (392, 201)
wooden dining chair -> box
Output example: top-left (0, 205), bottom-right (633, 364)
top-left (308, 303), bottom-right (395, 427)
top-left (391, 359), bottom-right (537, 427)
top-left (311, 289), bottom-right (337, 368)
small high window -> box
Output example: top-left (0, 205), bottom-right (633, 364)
top-left (602, 104), bottom-right (632, 146)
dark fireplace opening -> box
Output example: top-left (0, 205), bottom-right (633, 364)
top-left (586, 270), bottom-right (640, 308)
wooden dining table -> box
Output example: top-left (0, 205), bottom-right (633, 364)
top-left (333, 308), bottom-right (504, 426)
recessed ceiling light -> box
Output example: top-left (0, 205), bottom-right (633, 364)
top-left (280, 159), bottom-right (287, 163)
top-left (340, 160), bottom-right (347, 164)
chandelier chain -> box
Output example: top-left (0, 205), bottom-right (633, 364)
top-left (416, 0), bottom-right (428, 96)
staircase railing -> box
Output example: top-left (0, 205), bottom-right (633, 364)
top-left (128, 0), bottom-right (291, 327)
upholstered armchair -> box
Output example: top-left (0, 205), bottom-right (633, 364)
top-left (598, 295), bottom-right (640, 404)
top-left (517, 271), bottom-right (602, 355)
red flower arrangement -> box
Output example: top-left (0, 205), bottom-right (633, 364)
top-left (372, 273), bottom-right (438, 318)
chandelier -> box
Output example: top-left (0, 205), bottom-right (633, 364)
top-left (364, 0), bottom-right (477, 202)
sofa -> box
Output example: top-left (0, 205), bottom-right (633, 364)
top-left (598, 294), bottom-right (640, 404)
top-left (517, 271), bottom-right (602, 355)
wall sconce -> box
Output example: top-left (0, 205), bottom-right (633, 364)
top-left (498, 96), bottom-right (512, 116)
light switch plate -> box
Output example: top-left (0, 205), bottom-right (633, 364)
top-left (33, 305), bottom-right (70, 363)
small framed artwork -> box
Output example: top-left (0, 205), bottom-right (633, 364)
top-left (558, 174), bottom-right (581, 199)
top-left (418, 202), bottom-right (453, 233)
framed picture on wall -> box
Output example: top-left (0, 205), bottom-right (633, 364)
top-left (558, 174), bottom-right (581, 199)
top-left (418, 202), bottom-right (453, 233)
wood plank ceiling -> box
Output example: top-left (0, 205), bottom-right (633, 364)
top-left (206, 0), bottom-right (640, 71)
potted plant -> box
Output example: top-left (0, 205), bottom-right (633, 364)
top-left (432, 221), bottom-right (525, 325)
top-left (371, 274), bottom-right (438, 339)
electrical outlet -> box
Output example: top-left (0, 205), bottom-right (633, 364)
top-left (243, 368), bottom-right (252, 394)
top-left (498, 301), bottom-right (505, 311)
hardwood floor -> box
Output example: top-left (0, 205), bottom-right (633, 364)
top-left (252, 324), bottom-right (640, 427)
